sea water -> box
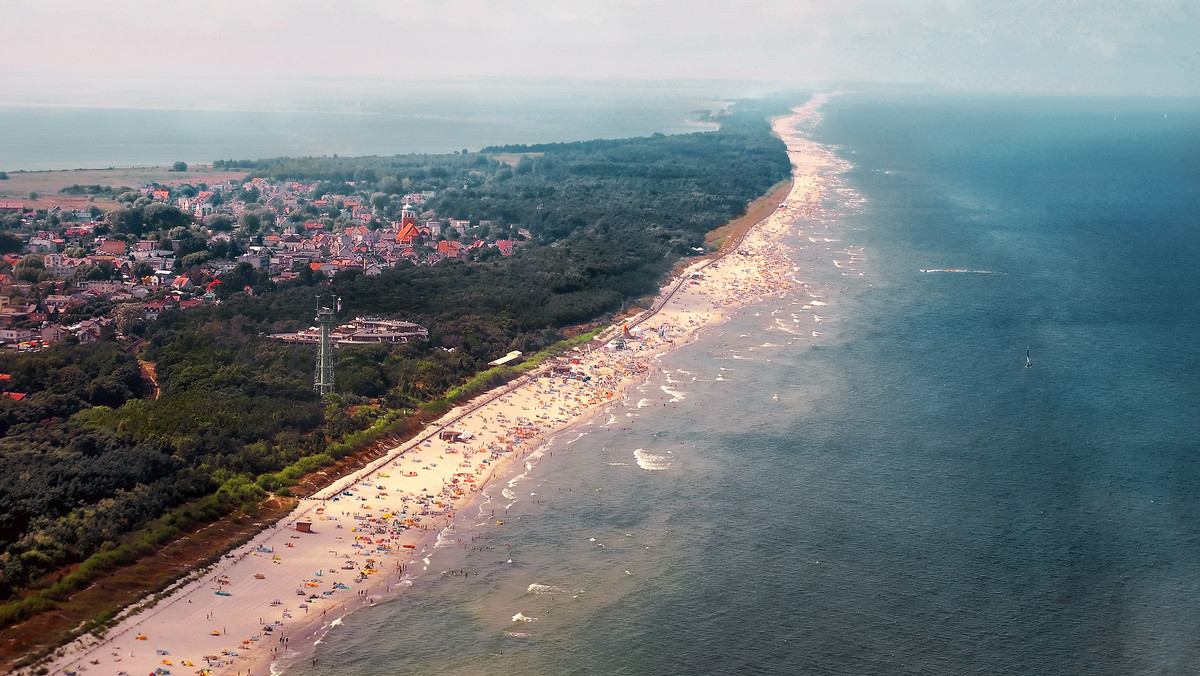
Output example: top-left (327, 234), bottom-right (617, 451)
top-left (284, 94), bottom-right (1200, 675)
top-left (0, 78), bottom-right (734, 171)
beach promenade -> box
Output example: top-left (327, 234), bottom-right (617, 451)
top-left (35, 98), bottom-right (834, 676)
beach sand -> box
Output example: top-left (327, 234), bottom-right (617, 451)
top-left (34, 97), bottom-right (835, 676)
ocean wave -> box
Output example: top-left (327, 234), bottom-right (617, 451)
top-left (774, 320), bottom-right (803, 336)
top-left (434, 525), bottom-right (455, 548)
top-left (507, 468), bottom-right (529, 489)
top-left (512, 612), bottom-right (538, 622)
top-left (634, 448), bottom-right (672, 471)
top-left (527, 583), bottom-right (565, 595)
top-left (660, 384), bottom-right (685, 401)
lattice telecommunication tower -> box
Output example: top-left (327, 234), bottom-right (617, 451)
top-left (313, 297), bottom-right (337, 395)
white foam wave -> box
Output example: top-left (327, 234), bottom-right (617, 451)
top-left (634, 448), bottom-right (672, 471)
top-left (660, 385), bottom-right (685, 402)
top-left (637, 398), bottom-right (650, 408)
top-left (774, 320), bottom-right (802, 336)
top-left (527, 583), bottom-right (565, 595)
top-left (507, 470), bottom-right (527, 488)
top-left (512, 612), bottom-right (538, 622)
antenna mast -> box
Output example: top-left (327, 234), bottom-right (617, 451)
top-left (313, 296), bottom-right (336, 395)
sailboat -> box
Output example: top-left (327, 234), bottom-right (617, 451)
top-left (1025, 347), bottom-right (1032, 368)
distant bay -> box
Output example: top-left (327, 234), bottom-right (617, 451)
top-left (0, 78), bottom-right (750, 172)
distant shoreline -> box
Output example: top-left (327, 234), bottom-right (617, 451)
top-left (0, 84), bottom-right (733, 173)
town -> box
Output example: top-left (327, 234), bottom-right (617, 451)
top-left (0, 174), bottom-right (527, 352)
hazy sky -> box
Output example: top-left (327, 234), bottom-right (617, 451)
top-left (2, 0), bottom-right (1197, 96)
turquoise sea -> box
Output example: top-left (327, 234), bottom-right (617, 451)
top-left (274, 94), bottom-right (1200, 674)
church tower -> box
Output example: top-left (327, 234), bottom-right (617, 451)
top-left (400, 201), bottom-right (417, 228)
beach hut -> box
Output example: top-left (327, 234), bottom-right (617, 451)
top-left (295, 521), bottom-right (312, 533)
top-left (487, 350), bottom-right (523, 367)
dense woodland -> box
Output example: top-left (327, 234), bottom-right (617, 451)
top-left (0, 102), bottom-right (793, 609)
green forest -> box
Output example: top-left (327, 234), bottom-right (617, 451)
top-left (0, 102), bottom-right (794, 617)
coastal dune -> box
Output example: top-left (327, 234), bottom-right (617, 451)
top-left (36, 98), bottom-right (834, 676)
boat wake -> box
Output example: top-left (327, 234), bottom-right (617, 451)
top-left (919, 268), bottom-right (1003, 274)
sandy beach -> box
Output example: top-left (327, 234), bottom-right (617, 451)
top-left (34, 97), bottom-right (835, 676)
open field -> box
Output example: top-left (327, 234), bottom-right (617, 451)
top-left (487, 151), bottom-right (544, 166)
top-left (0, 166), bottom-right (248, 211)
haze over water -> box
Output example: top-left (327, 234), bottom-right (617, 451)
top-left (0, 79), bottom-right (736, 172)
top-left (276, 94), bottom-right (1200, 675)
